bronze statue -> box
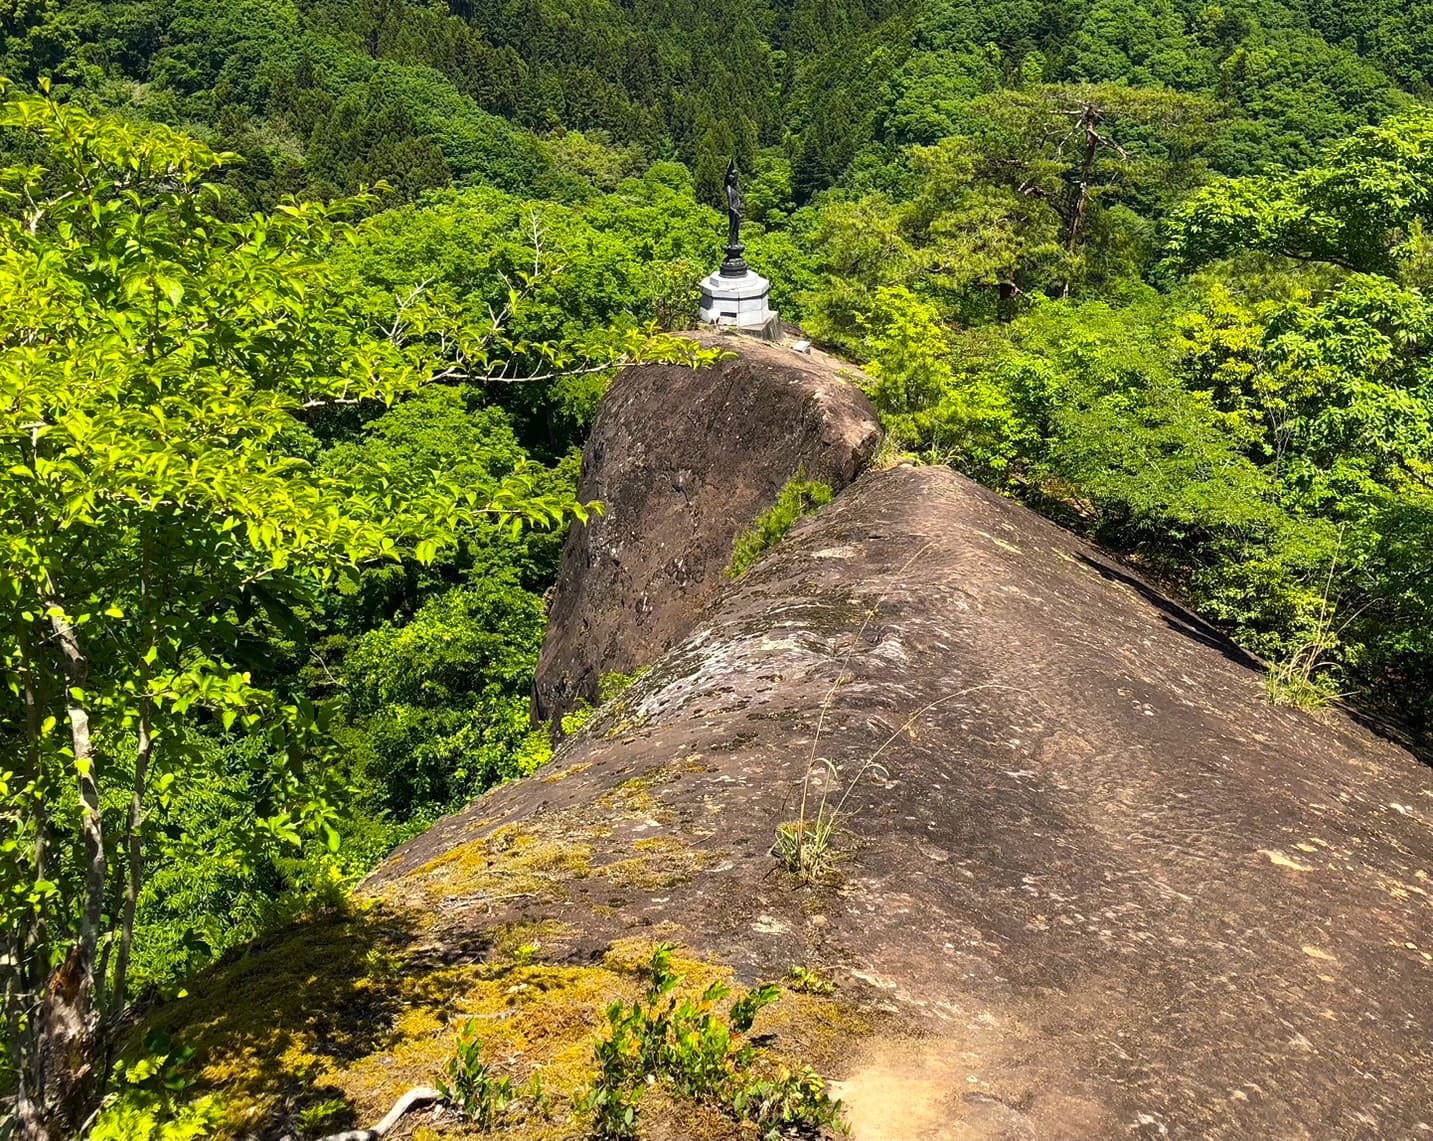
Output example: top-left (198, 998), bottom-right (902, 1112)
top-left (720, 158), bottom-right (747, 276)
top-left (724, 158), bottom-right (743, 249)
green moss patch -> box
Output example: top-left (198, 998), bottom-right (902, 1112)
top-left (135, 905), bottom-right (864, 1140)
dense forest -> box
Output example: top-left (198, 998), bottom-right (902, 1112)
top-left (2, 0), bottom-right (1432, 1136)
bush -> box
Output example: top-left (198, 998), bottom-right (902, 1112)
top-left (437, 1021), bottom-right (515, 1130)
top-left (727, 475), bottom-right (835, 577)
top-left (340, 579), bottom-right (549, 818)
top-left (581, 944), bottom-right (842, 1141)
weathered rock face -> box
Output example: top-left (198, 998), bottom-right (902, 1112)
top-left (377, 464), bottom-right (1433, 1141)
top-left (531, 332), bottom-right (881, 726)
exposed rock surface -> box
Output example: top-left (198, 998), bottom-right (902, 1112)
top-left (377, 463), bottom-right (1433, 1141)
top-left (532, 332), bottom-right (881, 727)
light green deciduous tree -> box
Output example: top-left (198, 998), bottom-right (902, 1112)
top-left (0, 85), bottom-right (707, 1139)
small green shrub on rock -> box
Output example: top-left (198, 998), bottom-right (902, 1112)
top-left (727, 474), bottom-right (835, 577)
top-left (437, 1020), bottom-right (515, 1129)
top-left (581, 944), bottom-right (843, 1140)
top-left (560, 666), bottom-right (651, 736)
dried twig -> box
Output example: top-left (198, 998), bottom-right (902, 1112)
top-left (309, 1085), bottom-right (441, 1141)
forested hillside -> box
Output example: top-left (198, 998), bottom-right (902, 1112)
top-left (2, 0), bottom-right (1432, 1137)
top-left (4, 0), bottom-right (1430, 206)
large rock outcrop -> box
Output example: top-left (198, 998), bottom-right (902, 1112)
top-left (169, 343), bottom-right (1430, 1141)
top-left (532, 332), bottom-right (881, 726)
top-left (376, 462), bottom-right (1433, 1141)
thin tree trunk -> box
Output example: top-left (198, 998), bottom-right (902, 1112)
top-left (1062, 103), bottom-right (1100, 298)
top-left (107, 701), bottom-right (149, 1024)
top-left (45, 594), bottom-right (101, 993)
top-left (36, 583), bottom-right (104, 1137)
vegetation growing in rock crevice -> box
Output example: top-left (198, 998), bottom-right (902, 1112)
top-left (727, 474), bottom-right (835, 578)
top-left (559, 667), bottom-right (651, 737)
top-left (581, 943), bottom-right (842, 1141)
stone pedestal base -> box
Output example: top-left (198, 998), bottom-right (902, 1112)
top-left (698, 268), bottom-right (777, 330)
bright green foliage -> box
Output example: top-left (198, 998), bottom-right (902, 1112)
top-left (863, 285), bottom-right (957, 413)
top-left (554, 668), bottom-right (649, 739)
top-left (0, 88), bottom-right (484, 1130)
top-left (731, 1066), bottom-right (844, 1141)
top-left (0, 85), bottom-right (403, 1127)
top-left (793, 81), bottom-right (1212, 340)
top-left (853, 189), bottom-right (1433, 730)
top-left (4, 0), bottom-right (1433, 1133)
top-left (1166, 111), bottom-right (1433, 277)
top-left (595, 669), bottom-right (646, 704)
top-left (437, 1020), bottom-right (515, 1130)
top-left (121, 387), bottom-right (572, 989)
top-left (124, 735), bottom-right (351, 990)
top-left (0, 84), bottom-right (702, 1137)
top-left (854, 287), bottom-right (1027, 479)
top-left (89, 1030), bottom-right (223, 1141)
top-left (784, 965), bottom-right (835, 995)
top-left (0, 0), bottom-right (783, 209)
top-left (726, 475), bottom-right (835, 577)
top-left (6, 0), bottom-right (1423, 222)
top-left (340, 173), bottom-right (725, 451)
top-left (340, 582), bottom-right (549, 818)
top-left (790, 0), bottom-right (1410, 199)
top-left (89, 1100), bottom-right (222, 1141)
top-left (786, 193), bottom-right (914, 353)
top-left (582, 944), bottom-right (838, 1141)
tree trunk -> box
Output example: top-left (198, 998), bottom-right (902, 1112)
top-left (32, 591), bottom-right (105, 1137)
top-left (997, 279), bottom-right (1017, 323)
top-left (1062, 102), bottom-right (1101, 298)
top-left (23, 948), bottom-right (96, 1141)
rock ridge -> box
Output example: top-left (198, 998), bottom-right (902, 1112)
top-left (379, 462), bottom-right (1433, 1141)
top-left (532, 332), bottom-right (881, 727)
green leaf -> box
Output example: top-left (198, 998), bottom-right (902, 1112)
top-left (153, 274), bottom-right (184, 305)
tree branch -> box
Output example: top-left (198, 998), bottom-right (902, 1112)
top-left (306, 1086), bottom-right (441, 1141)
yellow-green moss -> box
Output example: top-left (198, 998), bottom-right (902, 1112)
top-left (595, 835), bottom-right (716, 891)
top-left (136, 779), bottom-right (867, 1138)
top-left (393, 823), bottom-right (594, 908)
top-left (540, 761), bottom-right (593, 784)
top-left (138, 908), bottom-right (865, 1141)
top-left (487, 919), bottom-right (575, 966)
top-left (595, 763), bottom-right (688, 821)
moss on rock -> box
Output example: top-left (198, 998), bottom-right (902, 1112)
top-left (133, 801), bottom-right (865, 1140)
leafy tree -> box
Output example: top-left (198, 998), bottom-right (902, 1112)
top-left (341, 174), bottom-right (724, 454)
top-left (960, 83), bottom-right (1213, 294)
top-left (339, 578), bottom-right (550, 819)
top-left (0, 86), bottom-right (441, 1138)
top-left (1166, 110), bottom-right (1433, 277)
top-left (789, 193), bottom-right (915, 353)
top-left (0, 86), bottom-right (705, 1138)
top-left (899, 136), bottom-right (1067, 321)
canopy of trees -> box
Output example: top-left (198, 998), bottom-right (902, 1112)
top-left (1, 0), bottom-right (1432, 1137)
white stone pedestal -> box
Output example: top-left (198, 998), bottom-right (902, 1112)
top-left (698, 268), bottom-right (777, 330)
